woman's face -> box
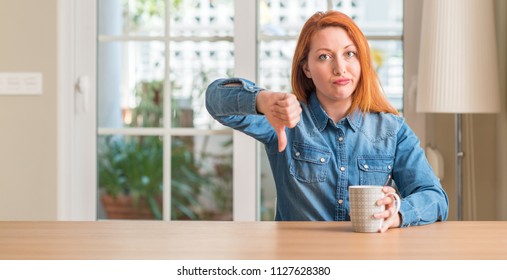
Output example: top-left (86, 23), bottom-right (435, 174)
top-left (303, 26), bottom-right (361, 110)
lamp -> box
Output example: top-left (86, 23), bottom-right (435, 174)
top-left (417, 0), bottom-right (501, 220)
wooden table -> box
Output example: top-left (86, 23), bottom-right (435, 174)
top-left (0, 221), bottom-right (506, 259)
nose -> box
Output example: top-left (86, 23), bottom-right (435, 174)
top-left (333, 57), bottom-right (346, 75)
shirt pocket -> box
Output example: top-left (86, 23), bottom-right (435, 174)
top-left (357, 155), bottom-right (394, 186)
top-left (289, 142), bottom-right (331, 183)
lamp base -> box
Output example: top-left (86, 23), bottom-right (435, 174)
top-left (455, 114), bottom-right (463, 221)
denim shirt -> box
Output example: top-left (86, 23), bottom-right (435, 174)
top-left (206, 78), bottom-right (449, 227)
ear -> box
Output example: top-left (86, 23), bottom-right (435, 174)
top-left (302, 62), bottom-right (312, 79)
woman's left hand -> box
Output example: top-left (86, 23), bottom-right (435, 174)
top-left (374, 186), bottom-right (401, 233)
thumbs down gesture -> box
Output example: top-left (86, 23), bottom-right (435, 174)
top-left (256, 90), bottom-right (302, 152)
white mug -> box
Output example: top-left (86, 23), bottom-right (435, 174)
top-left (349, 185), bottom-right (401, 233)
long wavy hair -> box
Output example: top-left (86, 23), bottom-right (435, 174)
top-left (291, 10), bottom-right (398, 115)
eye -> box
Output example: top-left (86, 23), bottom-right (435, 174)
top-left (318, 54), bottom-right (331, 60)
top-left (346, 51), bottom-right (357, 58)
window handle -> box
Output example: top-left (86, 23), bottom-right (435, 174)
top-left (75, 75), bottom-right (90, 114)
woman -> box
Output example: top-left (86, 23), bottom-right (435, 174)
top-left (206, 11), bottom-right (448, 232)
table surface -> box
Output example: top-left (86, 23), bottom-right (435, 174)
top-left (1, 221), bottom-right (506, 260)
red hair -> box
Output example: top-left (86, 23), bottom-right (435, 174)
top-left (291, 11), bottom-right (398, 115)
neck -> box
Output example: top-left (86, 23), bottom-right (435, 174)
top-left (319, 99), bottom-right (352, 124)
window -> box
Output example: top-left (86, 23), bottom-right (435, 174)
top-left (62, 0), bottom-right (403, 221)
top-left (97, 0), bottom-right (235, 220)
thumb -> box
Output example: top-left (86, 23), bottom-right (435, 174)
top-left (276, 126), bottom-right (287, 152)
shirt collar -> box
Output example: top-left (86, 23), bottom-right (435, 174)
top-left (308, 92), bottom-right (362, 132)
top-left (345, 108), bottom-right (362, 132)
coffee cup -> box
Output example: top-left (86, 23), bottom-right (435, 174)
top-left (349, 185), bottom-right (401, 233)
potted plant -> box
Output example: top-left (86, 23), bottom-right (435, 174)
top-left (98, 134), bottom-right (164, 219)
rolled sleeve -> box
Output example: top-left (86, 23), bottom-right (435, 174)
top-left (237, 79), bottom-right (259, 115)
top-left (206, 78), bottom-right (262, 117)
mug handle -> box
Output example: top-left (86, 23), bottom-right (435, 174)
top-left (379, 192), bottom-right (401, 230)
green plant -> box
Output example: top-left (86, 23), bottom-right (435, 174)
top-left (130, 80), bottom-right (163, 127)
top-left (170, 136), bottom-right (207, 220)
top-left (98, 135), bottom-right (163, 219)
top-left (203, 139), bottom-right (233, 218)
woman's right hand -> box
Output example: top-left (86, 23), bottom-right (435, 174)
top-left (256, 90), bottom-right (302, 152)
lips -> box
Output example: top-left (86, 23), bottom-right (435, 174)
top-left (334, 78), bottom-right (350, 86)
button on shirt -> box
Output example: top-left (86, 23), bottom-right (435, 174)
top-left (206, 78), bottom-right (449, 227)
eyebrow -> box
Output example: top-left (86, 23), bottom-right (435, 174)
top-left (314, 44), bottom-right (356, 52)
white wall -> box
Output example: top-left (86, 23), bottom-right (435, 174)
top-left (0, 0), bottom-right (58, 220)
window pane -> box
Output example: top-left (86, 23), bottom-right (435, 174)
top-left (98, 0), bottom-right (165, 36)
top-left (171, 135), bottom-right (233, 221)
top-left (98, 41), bottom-right (165, 128)
top-left (332, 0), bottom-right (403, 36)
top-left (98, 135), bottom-right (163, 220)
top-left (259, 40), bottom-right (296, 91)
top-left (370, 40), bottom-right (403, 112)
top-left (169, 0), bottom-right (234, 37)
top-left (169, 41), bottom-right (234, 129)
top-left (259, 0), bottom-right (327, 36)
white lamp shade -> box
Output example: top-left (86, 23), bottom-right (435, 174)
top-left (417, 0), bottom-right (501, 113)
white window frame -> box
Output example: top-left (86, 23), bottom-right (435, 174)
top-left (58, 0), bottom-right (421, 221)
top-left (58, 0), bottom-right (98, 220)
top-left (233, 1), bottom-right (259, 221)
